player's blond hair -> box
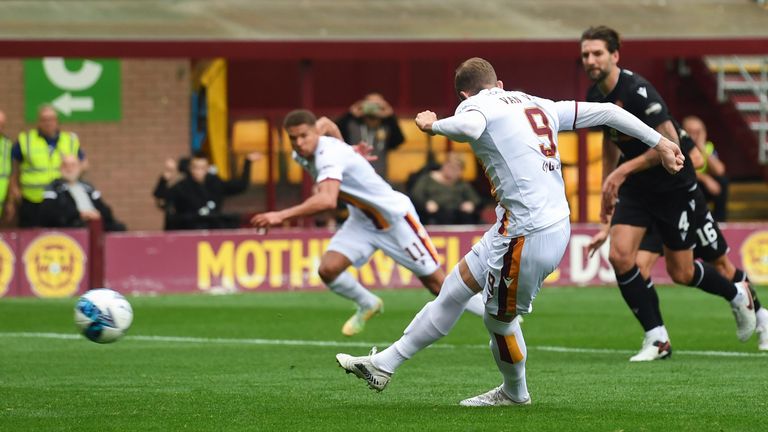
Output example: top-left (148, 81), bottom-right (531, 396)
top-left (454, 57), bottom-right (497, 99)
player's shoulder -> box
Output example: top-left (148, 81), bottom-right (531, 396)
top-left (618, 69), bottom-right (657, 97)
top-left (316, 136), bottom-right (354, 162)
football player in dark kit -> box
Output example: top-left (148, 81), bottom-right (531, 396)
top-left (580, 25), bottom-right (758, 361)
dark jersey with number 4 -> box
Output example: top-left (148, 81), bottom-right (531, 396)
top-left (586, 69), bottom-right (696, 194)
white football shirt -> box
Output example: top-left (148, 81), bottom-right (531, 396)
top-left (293, 136), bottom-right (412, 230)
top-left (432, 87), bottom-right (661, 237)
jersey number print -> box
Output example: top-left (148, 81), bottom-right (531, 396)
top-left (524, 107), bottom-right (557, 157)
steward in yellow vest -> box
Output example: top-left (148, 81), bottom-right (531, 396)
top-left (0, 109), bottom-right (12, 220)
top-left (0, 135), bottom-right (11, 219)
top-left (9, 105), bottom-right (84, 228)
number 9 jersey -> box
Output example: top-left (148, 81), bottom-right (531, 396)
top-left (451, 88), bottom-right (571, 237)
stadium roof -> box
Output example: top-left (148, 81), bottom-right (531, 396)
top-left (0, 0), bottom-right (765, 58)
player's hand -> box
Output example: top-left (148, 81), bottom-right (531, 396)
top-left (352, 141), bottom-right (378, 161)
top-left (251, 211), bottom-right (284, 228)
top-left (655, 137), bottom-right (685, 174)
top-left (415, 111), bottom-right (438, 135)
top-left (587, 227), bottom-right (609, 258)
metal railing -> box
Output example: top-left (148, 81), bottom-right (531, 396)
top-left (716, 56), bottom-right (768, 164)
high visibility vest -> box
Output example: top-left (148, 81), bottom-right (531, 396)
top-left (19, 130), bottom-right (80, 203)
top-left (0, 135), bottom-right (12, 213)
top-left (696, 141), bottom-right (716, 174)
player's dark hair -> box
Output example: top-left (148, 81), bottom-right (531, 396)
top-left (454, 57), bottom-right (497, 99)
top-left (283, 109), bottom-right (317, 129)
top-left (581, 26), bottom-right (621, 53)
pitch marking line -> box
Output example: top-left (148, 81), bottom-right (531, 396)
top-left (1, 332), bottom-right (766, 358)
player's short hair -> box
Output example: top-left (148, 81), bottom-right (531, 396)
top-left (454, 57), bottom-right (497, 98)
top-left (283, 109), bottom-right (317, 129)
top-left (580, 26), bottom-right (621, 53)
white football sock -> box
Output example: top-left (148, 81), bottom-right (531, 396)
top-left (645, 326), bottom-right (667, 342)
top-left (484, 314), bottom-right (529, 403)
top-left (372, 267), bottom-right (476, 373)
top-left (326, 271), bottom-right (380, 309)
top-left (464, 293), bottom-right (485, 316)
top-left (757, 307), bottom-right (768, 327)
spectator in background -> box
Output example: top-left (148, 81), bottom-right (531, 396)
top-left (40, 155), bottom-right (125, 231)
top-left (336, 93), bottom-right (404, 177)
top-left (411, 153), bottom-right (481, 225)
top-left (153, 156), bottom-right (190, 229)
top-left (164, 151), bottom-right (260, 230)
top-left (683, 115), bottom-right (728, 221)
top-left (0, 110), bottom-right (13, 223)
top-left (6, 105), bottom-right (85, 228)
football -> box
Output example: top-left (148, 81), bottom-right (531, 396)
top-left (74, 288), bottom-right (134, 344)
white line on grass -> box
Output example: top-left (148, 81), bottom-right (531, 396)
top-left (1, 332), bottom-right (766, 358)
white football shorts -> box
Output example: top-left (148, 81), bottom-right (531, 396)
top-left (327, 210), bottom-right (440, 278)
top-left (465, 217), bottom-right (570, 318)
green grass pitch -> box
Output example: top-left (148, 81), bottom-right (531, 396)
top-left (1, 286), bottom-right (766, 431)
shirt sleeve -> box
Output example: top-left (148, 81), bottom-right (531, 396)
top-left (557, 101), bottom-right (662, 147)
top-left (314, 146), bottom-right (345, 183)
top-left (431, 110), bottom-right (487, 142)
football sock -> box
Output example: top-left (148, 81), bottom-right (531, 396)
top-left (690, 261), bottom-right (738, 302)
top-left (733, 268), bottom-right (762, 311)
top-left (645, 277), bottom-right (664, 326)
top-left (464, 294), bottom-right (485, 316)
top-left (372, 268), bottom-right (475, 374)
top-left (616, 266), bottom-right (662, 331)
top-left (326, 271), bottom-right (380, 309)
top-left (484, 314), bottom-right (529, 403)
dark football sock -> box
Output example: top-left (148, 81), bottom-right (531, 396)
top-left (733, 268), bottom-right (761, 310)
top-left (616, 266), bottom-right (662, 331)
top-left (690, 261), bottom-right (737, 301)
top-left (645, 278), bottom-right (664, 326)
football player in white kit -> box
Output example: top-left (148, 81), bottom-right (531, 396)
top-left (336, 58), bottom-right (684, 405)
top-left (251, 110), bottom-right (485, 336)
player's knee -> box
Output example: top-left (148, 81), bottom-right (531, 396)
top-left (318, 263), bottom-right (342, 284)
top-left (608, 248), bottom-right (635, 273)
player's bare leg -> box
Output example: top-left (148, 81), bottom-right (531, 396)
top-left (336, 258), bottom-right (481, 390)
top-left (664, 248), bottom-right (755, 341)
top-left (318, 251), bottom-right (382, 336)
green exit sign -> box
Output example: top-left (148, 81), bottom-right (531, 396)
top-left (23, 58), bottom-right (121, 122)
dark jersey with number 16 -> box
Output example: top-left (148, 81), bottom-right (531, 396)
top-left (586, 68), bottom-right (696, 194)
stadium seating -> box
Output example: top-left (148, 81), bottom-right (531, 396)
top-left (386, 119), bottom-right (431, 183)
top-left (232, 119), bottom-right (279, 184)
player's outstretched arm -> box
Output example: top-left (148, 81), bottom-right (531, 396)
top-left (251, 179), bottom-right (340, 228)
top-left (415, 110), bottom-right (486, 142)
top-left (561, 102), bottom-right (684, 173)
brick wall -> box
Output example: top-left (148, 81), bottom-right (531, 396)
top-left (0, 59), bottom-right (190, 231)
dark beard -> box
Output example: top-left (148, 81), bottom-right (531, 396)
top-left (589, 68), bottom-right (609, 83)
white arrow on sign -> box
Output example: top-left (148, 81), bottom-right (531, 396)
top-left (43, 58), bottom-right (103, 91)
top-left (51, 92), bottom-right (94, 116)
